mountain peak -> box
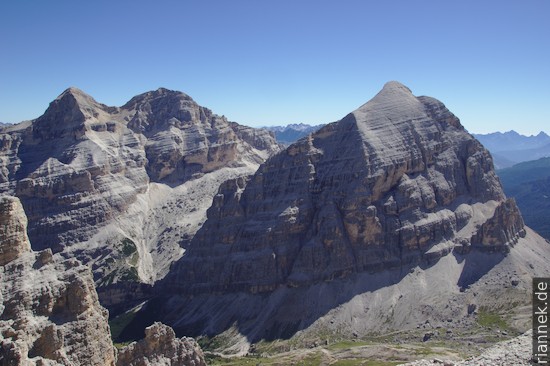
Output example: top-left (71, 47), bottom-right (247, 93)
top-left (122, 87), bottom-right (194, 111)
top-left (55, 87), bottom-right (99, 107)
top-left (367, 81), bottom-right (415, 103)
top-left (33, 87), bottom-right (112, 140)
top-left (50, 86), bottom-right (113, 118)
top-left (381, 80), bottom-right (413, 93)
top-left (58, 86), bottom-right (88, 98)
top-left (353, 81), bottom-right (423, 123)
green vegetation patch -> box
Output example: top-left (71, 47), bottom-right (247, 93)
top-left (297, 352), bottom-right (323, 365)
top-left (121, 237), bottom-right (137, 256)
top-left (332, 361), bottom-right (401, 366)
top-left (114, 341), bottom-right (132, 350)
top-left (110, 310), bottom-right (138, 342)
top-left (97, 266), bottom-right (140, 287)
top-left (477, 309), bottom-right (510, 330)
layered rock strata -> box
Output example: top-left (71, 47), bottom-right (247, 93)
top-left (0, 87), bottom-right (279, 303)
top-left (169, 81), bottom-right (526, 295)
top-left (0, 196), bottom-right (116, 365)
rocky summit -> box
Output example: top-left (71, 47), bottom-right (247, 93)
top-left (156, 81), bottom-right (549, 349)
top-left (116, 322), bottom-right (206, 366)
top-left (0, 87), bottom-right (280, 310)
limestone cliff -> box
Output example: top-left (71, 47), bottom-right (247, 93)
top-left (0, 196), bottom-right (116, 365)
top-left (150, 82), bottom-right (547, 347)
top-left (168, 81), bottom-right (525, 295)
top-left (0, 87), bottom-right (280, 308)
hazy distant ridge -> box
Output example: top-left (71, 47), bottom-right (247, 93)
top-left (264, 123), bottom-right (324, 144)
top-left (474, 130), bottom-right (550, 168)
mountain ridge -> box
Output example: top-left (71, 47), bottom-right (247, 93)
top-left (0, 86), bottom-right (281, 311)
top-left (2, 82), bottom-right (550, 363)
top-left (473, 130), bottom-right (550, 168)
top-left (141, 81), bottom-right (547, 351)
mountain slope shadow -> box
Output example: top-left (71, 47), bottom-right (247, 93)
top-left (169, 259), bottom-right (430, 342)
top-left (117, 259), bottom-right (416, 342)
top-left (454, 250), bottom-right (506, 289)
top-left (117, 246), bottom-right (506, 344)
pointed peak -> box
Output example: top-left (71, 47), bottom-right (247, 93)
top-left (361, 81), bottom-right (416, 107)
top-left (370, 81), bottom-right (415, 102)
top-left (56, 87), bottom-right (95, 103)
top-left (353, 81), bottom-right (421, 122)
top-left (60, 86), bottom-right (85, 95)
top-left (381, 81), bottom-right (413, 94)
top-left (36, 87), bottom-right (112, 129)
top-left (52, 87), bottom-right (109, 115)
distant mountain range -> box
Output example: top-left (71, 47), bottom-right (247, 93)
top-left (264, 123), bottom-right (324, 144)
top-left (473, 131), bottom-right (550, 169)
top-left (265, 128), bottom-right (550, 166)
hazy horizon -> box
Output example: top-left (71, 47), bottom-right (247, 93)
top-left (1, 88), bottom-right (548, 137)
top-left (1, 1), bottom-right (549, 135)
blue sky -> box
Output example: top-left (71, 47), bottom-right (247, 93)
top-left (1, 0), bottom-right (549, 134)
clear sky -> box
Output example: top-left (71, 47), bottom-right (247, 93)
top-left (1, 0), bottom-right (548, 135)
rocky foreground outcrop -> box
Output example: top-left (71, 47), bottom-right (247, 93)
top-left (0, 87), bottom-right (280, 310)
top-left (0, 196), bottom-right (31, 265)
top-left (0, 196), bottom-right (116, 365)
top-left (116, 322), bottom-right (206, 366)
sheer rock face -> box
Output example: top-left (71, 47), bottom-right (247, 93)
top-left (116, 322), bottom-right (206, 366)
top-left (0, 196), bottom-right (115, 366)
top-left (0, 88), bottom-right (280, 298)
top-left (0, 196), bottom-right (31, 265)
top-left (169, 81), bottom-right (525, 295)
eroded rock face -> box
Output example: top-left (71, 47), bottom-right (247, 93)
top-left (169, 81), bottom-right (525, 295)
top-left (0, 196), bottom-right (116, 366)
top-left (470, 198), bottom-right (526, 252)
top-left (0, 87), bottom-right (280, 306)
top-left (123, 88), bottom-right (278, 183)
top-left (116, 322), bottom-right (206, 366)
top-left (0, 196), bottom-right (30, 266)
